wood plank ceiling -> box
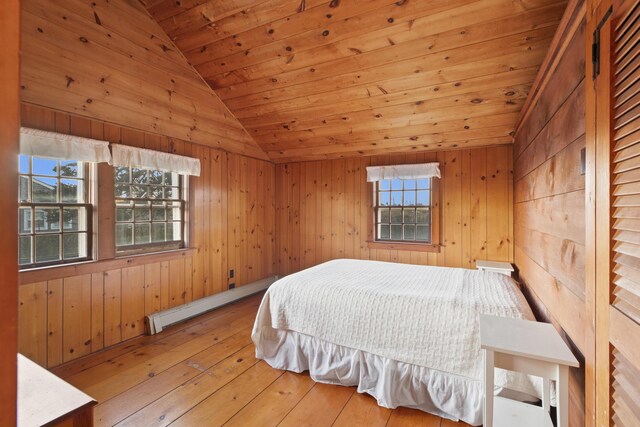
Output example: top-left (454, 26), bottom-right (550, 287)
top-left (143, 0), bottom-right (567, 163)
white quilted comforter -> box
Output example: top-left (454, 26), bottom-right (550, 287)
top-left (252, 259), bottom-right (541, 399)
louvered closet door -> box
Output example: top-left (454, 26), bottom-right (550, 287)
top-left (607, 0), bottom-right (640, 425)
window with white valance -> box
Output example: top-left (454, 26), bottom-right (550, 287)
top-left (366, 162), bottom-right (441, 182)
top-left (20, 127), bottom-right (111, 163)
top-left (18, 128), bottom-right (110, 268)
top-left (109, 145), bottom-right (199, 254)
top-left (110, 144), bottom-right (200, 177)
top-left (366, 163), bottom-right (440, 245)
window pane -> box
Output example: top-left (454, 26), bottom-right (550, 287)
top-left (391, 191), bottom-right (402, 206)
top-left (404, 179), bottom-right (416, 190)
top-left (417, 191), bottom-right (430, 206)
top-left (377, 208), bottom-right (389, 224)
top-left (60, 160), bottom-right (79, 177)
top-left (390, 208), bottom-right (402, 224)
top-left (61, 179), bottom-right (83, 203)
top-left (378, 224), bottom-right (390, 240)
top-left (63, 207), bottom-right (86, 231)
top-left (115, 167), bottom-right (130, 183)
top-left (379, 192), bottom-right (390, 206)
top-left (35, 234), bottom-right (60, 263)
top-left (149, 170), bottom-right (163, 185)
top-left (167, 204), bottom-right (181, 221)
top-left (403, 191), bottom-right (416, 206)
top-left (116, 223), bottom-right (133, 246)
top-left (403, 208), bottom-right (416, 223)
top-left (63, 233), bottom-right (87, 260)
top-left (35, 207), bottom-right (60, 232)
top-left (164, 187), bottom-right (179, 200)
top-left (404, 224), bottom-right (415, 240)
top-left (115, 184), bottom-right (130, 198)
top-left (32, 157), bottom-right (58, 176)
top-left (391, 224), bottom-right (402, 240)
top-left (149, 185), bottom-right (163, 199)
top-left (391, 178), bottom-right (402, 190)
top-left (132, 168), bottom-right (148, 184)
top-left (379, 180), bottom-right (390, 191)
top-left (416, 225), bottom-right (430, 241)
top-left (132, 185), bottom-right (148, 198)
top-left (164, 172), bottom-right (179, 186)
top-left (134, 223), bottom-right (151, 244)
top-left (116, 204), bottom-right (133, 222)
top-left (167, 222), bottom-right (181, 241)
top-left (19, 176), bottom-right (29, 202)
top-left (151, 223), bottom-right (165, 242)
top-left (152, 204), bottom-right (166, 221)
top-left (32, 177), bottom-right (58, 202)
top-left (416, 208), bottom-right (430, 224)
top-left (19, 155), bottom-right (30, 174)
top-left (19, 236), bottom-right (32, 265)
top-left (417, 179), bottom-right (430, 189)
top-left (19, 207), bottom-right (32, 234)
top-left (135, 204), bottom-right (150, 222)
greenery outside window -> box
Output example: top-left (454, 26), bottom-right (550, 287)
top-left (374, 178), bottom-right (432, 243)
top-left (18, 155), bottom-right (92, 268)
top-left (114, 166), bottom-right (185, 254)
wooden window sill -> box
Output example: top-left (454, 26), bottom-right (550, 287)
top-left (19, 247), bottom-right (196, 285)
top-left (366, 241), bottom-right (442, 253)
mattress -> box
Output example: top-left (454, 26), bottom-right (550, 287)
top-left (251, 259), bottom-right (542, 425)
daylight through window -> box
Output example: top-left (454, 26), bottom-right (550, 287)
top-left (375, 178), bottom-right (432, 243)
top-left (18, 155), bottom-right (91, 268)
top-left (114, 166), bottom-right (185, 253)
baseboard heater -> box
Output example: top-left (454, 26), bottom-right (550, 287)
top-left (146, 275), bottom-right (278, 335)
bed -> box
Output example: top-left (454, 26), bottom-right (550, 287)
top-left (251, 259), bottom-right (542, 425)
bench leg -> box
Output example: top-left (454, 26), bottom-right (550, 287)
top-left (484, 349), bottom-right (494, 427)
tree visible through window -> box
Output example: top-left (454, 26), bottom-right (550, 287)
top-left (18, 155), bottom-right (91, 268)
top-left (114, 166), bottom-right (185, 253)
top-left (375, 178), bottom-right (432, 242)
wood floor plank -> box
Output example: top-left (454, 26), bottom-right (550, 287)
top-left (386, 406), bottom-right (443, 426)
top-left (332, 392), bottom-right (393, 427)
top-left (223, 371), bottom-right (316, 427)
top-left (63, 303), bottom-right (258, 392)
top-left (116, 344), bottom-right (259, 426)
top-left (51, 294), bottom-right (261, 379)
top-left (93, 330), bottom-right (252, 426)
top-left (278, 383), bottom-right (355, 427)
top-left (169, 361), bottom-right (284, 427)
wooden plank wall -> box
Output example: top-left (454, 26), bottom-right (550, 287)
top-left (0, 0), bottom-right (20, 423)
top-left (18, 104), bottom-right (276, 369)
top-left (20, 0), bottom-right (266, 160)
top-left (276, 146), bottom-right (513, 275)
top-left (513, 17), bottom-right (586, 427)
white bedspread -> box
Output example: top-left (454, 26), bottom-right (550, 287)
top-left (252, 259), bottom-right (542, 424)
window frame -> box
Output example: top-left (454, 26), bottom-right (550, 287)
top-left (18, 157), bottom-right (95, 270)
top-left (368, 175), bottom-right (441, 252)
top-left (373, 178), bottom-right (433, 244)
top-left (112, 165), bottom-right (188, 256)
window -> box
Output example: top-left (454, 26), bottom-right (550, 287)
top-left (18, 155), bottom-right (92, 268)
top-left (374, 178), bottom-right (432, 242)
top-left (114, 166), bottom-right (185, 253)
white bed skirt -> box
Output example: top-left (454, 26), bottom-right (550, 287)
top-left (255, 326), bottom-right (518, 426)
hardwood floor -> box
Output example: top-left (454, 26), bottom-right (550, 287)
top-left (51, 293), bottom-right (471, 427)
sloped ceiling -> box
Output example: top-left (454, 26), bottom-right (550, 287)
top-left (143, 0), bottom-right (567, 163)
top-left (21, 0), bottom-right (268, 160)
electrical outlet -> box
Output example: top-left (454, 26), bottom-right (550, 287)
top-left (229, 283), bottom-right (235, 289)
top-left (229, 269), bottom-right (234, 279)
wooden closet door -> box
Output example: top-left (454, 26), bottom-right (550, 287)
top-left (592, 0), bottom-right (640, 425)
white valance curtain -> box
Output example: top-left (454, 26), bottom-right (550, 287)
top-left (366, 162), bottom-right (441, 182)
top-left (110, 144), bottom-right (201, 177)
top-left (20, 127), bottom-right (111, 163)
